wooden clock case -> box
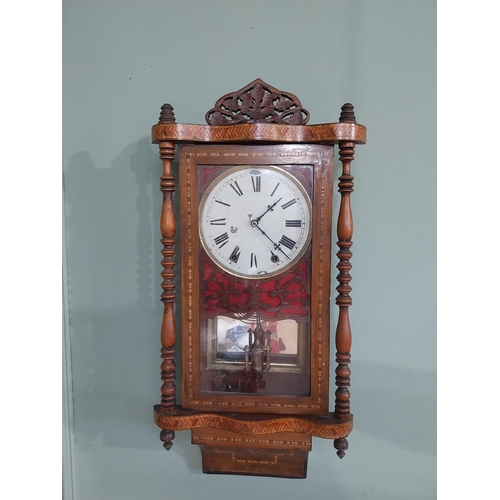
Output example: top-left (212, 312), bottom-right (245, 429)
top-left (151, 79), bottom-right (366, 478)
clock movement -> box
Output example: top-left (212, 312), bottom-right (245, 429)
top-left (151, 79), bottom-right (366, 478)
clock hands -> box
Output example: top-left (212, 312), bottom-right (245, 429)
top-left (252, 223), bottom-right (290, 260)
top-left (252, 197), bottom-right (282, 224)
top-left (249, 198), bottom-right (292, 260)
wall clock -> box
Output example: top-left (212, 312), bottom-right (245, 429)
top-left (151, 79), bottom-right (366, 478)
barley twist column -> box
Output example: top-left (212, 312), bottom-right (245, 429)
top-left (333, 103), bottom-right (356, 459)
top-left (157, 104), bottom-right (177, 451)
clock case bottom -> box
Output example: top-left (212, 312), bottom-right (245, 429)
top-left (154, 405), bottom-right (352, 478)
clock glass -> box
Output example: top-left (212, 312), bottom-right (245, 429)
top-left (196, 161), bottom-right (314, 398)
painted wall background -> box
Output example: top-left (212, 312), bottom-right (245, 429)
top-left (62, 1), bottom-right (436, 499)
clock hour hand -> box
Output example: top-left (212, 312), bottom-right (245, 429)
top-left (253, 224), bottom-right (290, 260)
top-left (254, 197), bottom-right (282, 223)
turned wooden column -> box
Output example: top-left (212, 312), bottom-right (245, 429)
top-left (333, 103), bottom-right (356, 459)
top-left (158, 104), bottom-right (177, 450)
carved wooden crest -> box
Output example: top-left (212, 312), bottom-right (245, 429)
top-left (205, 78), bottom-right (310, 125)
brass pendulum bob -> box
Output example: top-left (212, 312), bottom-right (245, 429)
top-left (244, 317), bottom-right (271, 373)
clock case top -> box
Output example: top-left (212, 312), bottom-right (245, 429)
top-left (151, 79), bottom-right (365, 475)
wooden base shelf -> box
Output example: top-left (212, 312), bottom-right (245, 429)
top-left (154, 405), bottom-right (352, 478)
top-left (154, 405), bottom-right (352, 438)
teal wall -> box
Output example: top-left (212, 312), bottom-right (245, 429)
top-left (63, 1), bottom-right (436, 498)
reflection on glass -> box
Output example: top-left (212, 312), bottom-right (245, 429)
top-left (211, 316), bottom-right (299, 368)
top-left (202, 313), bottom-right (310, 395)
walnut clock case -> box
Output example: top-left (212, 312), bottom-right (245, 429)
top-left (151, 79), bottom-right (366, 479)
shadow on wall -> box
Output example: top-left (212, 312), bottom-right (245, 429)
top-left (63, 138), bottom-right (175, 452)
top-left (63, 139), bottom-right (435, 463)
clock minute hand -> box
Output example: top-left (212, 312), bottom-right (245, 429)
top-left (253, 224), bottom-right (290, 260)
top-left (255, 197), bottom-right (282, 223)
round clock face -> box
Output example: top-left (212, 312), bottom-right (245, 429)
top-left (199, 165), bottom-right (312, 278)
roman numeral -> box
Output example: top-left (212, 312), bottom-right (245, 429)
top-left (279, 235), bottom-right (296, 250)
top-left (281, 199), bottom-right (297, 210)
top-left (216, 199), bottom-right (230, 207)
top-left (214, 232), bottom-right (229, 248)
top-left (270, 182), bottom-right (280, 197)
top-left (251, 175), bottom-right (261, 192)
top-left (230, 181), bottom-right (243, 196)
top-left (229, 246), bottom-right (241, 263)
top-left (285, 219), bottom-right (302, 227)
top-left (250, 252), bottom-right (258, 268)
top-left (210, 218), bottom-right (226, 225)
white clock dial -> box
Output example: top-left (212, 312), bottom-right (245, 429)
top-left (199, 165), bottom-right (312, 278)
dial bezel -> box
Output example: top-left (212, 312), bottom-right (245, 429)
top-left (198, 165), bottom-right (313, 279)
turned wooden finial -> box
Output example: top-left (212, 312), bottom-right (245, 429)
top-left (159, 104), bottom-right (176, 123)
top-left (339, 103), bottom-right (356, 123)
top-left (334, 437), bottom-right (349, 459)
